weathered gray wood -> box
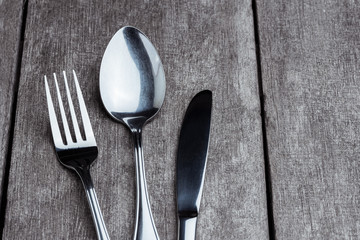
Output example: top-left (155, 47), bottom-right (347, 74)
top-left (3, 0), bottom-right (268, 239)
top-left (0, 1), bottom-right (23, 202)
top-left (256, 0), bottom-right (360, 239)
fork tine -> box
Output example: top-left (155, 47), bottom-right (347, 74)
top-left (54, 73), bottom-right (73, 145)
top-left (72, 70), bottom-right (96, 143)
top-left (63, 71), bottom-right (82, 142)
top-left (44, 76), bottom-right (64, 147)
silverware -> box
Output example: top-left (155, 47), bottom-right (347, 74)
top-left (44, 70), bottom-right (110, 240)
top-left (99, 26), bottom-right (165, 240)
top-left (176, 90), bottom-right (212, 240)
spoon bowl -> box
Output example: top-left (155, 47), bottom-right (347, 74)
top-left (100, 26), bottom-right (165, 240)
top-left (100, 26), bottom-right (165, 129)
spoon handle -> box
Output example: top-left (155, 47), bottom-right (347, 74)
top-left (132, 129), bottom-right (160, 240)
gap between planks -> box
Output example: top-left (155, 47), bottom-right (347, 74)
top-left (252, 0), bottom-right (276, 239)
top-left (0, 0), bottom-right (29, 237)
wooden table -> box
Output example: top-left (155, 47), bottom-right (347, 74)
top-left (1, 0), bottom-right (359, 239)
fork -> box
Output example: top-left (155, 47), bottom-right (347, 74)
top-left (44, 70), bottom-right (110, 240)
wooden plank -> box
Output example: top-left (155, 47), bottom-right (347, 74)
top-left (3, 0), bottom-right (269, 239)
top-left (0, 0), bottom-right (23, 203)
top-left (256, 0), bottom-right (360, 239)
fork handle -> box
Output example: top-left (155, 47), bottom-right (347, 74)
top-left (76, 168), bottom-right (110, 240)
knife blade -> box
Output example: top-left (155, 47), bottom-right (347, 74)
top-left (176, 90), bottom-right (212, 240)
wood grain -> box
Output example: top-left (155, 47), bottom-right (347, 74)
top-left (0, 0), bottom-right (23, 202)
top-left (256, 0), bottom-right (360, 239)
top-left (3, 0), bottom-right (268, 239)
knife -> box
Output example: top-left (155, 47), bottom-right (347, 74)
top-left (176, 90), bottom-right (212, 240)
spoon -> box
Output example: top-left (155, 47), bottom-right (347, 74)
top-left (100, 26), bottom-right (165, 240)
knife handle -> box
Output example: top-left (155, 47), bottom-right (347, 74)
top-left (178, 216), bottom-right (198, 240)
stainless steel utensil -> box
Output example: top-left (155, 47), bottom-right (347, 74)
top-left (176, 90), bottom-right (212, 240)
top-left (99, 26), bottom-right (165, 240)
top-left (44, 70), bottom-right (110, 240)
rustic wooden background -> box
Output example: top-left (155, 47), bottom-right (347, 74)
top-left (0, 0), bottom-right (359, 239)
